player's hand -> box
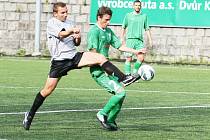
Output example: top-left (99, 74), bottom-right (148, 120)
top-left (72, 27), bottom-right (80, 34)
top-left (71, 33), bottom-right (81, 39)
top-left (68, 27), bottom-right (80, 34)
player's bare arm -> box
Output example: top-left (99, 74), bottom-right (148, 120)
top-left (121, 28), bottom-right (126, 45)
top-left (146, 29), bottom-right (152, 47)
top-left (58, 27), bottom-right (80, 39)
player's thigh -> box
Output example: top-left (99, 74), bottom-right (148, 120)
top-left (78, 52), bottom-right (106, 67)
top-left (94, 74), bottom-right (124, 94)
top-left (135, 40), bottom-right (145, 61)
top-left (124, 39), bottom-right (136, 57)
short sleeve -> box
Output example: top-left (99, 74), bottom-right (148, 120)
top-left (110, 29), bottom-right (122, 49)
top-left (144, 15), bottom-right (150, 31)
top-left (122, 14), bottom-right (128, 29)
top-left (87, 29), bottom-right (99, 50)
top-left (47, 18), bottom-right (63, 38)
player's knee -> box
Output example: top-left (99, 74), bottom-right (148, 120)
top-left (126, 57), bottom-right (132, 62)
top-left (137, 54), bottom-right (144, 62)
top-left (41, 89), bottom-right (50, 97)
top-left (116, 87), bottom-right (125, 95)
top-left (116, 90), bottom-right (126, 99)
top-left (97, 53), bottom-right (107, 64)
top-left (138, 57), bottom-right (144, 62)
top-left (42, 89), bottom-right (52, 97)
top-left (42, 85), bottom-right (56, 97)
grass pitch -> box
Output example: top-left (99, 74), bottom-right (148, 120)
top-left (0, 57), bottom-right (210, 140)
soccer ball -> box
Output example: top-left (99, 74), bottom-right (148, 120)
top-left (138, 65), bottom-right (155, 81)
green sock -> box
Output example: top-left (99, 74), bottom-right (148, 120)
top-left (101, 92), bottom-right (126, 116)
top-left (107, 98), bottom-right (124, 123)
top-left (124, 61), bottom-right (131, 75)
top-left (133, 60), bottom-right (142, 74)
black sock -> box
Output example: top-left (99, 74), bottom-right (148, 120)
top-left (101, 61), bottom-right (125, 82)
top-left (29, 92), bottom-right (45, 118)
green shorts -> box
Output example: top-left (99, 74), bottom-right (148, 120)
top-left (91, 72), bottom-right (124, 95)
top-left (124, 38), bottom-right (144, 57)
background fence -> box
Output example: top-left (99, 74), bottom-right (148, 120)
top-left (0, 0), bottom-right (210, 64)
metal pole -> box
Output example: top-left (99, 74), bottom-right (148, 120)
top-left (32, 0), bottom-right (41, 56)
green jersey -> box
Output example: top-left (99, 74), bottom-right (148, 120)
top-left (87, 24), bottom-right (122, 77)
top-left (87, 24), bottom-right (121, 58)
top-left (122, 12), bottom-right (150, 41)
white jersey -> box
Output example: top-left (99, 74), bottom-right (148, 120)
top-left (47, 17), bottom-right (77, 60)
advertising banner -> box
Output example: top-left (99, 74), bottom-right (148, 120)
top-left (90, 0), bottom-right (210, 28)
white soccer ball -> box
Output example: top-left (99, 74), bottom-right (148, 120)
top-left (138, 65), bottom-right (155, 81)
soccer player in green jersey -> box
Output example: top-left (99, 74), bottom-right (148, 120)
top-left (121, 0), bottom-right (152, 76)
top-left (87, 6), bottom-right (146, 131)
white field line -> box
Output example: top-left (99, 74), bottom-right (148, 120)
top-left (0, 85), bottom-right (210, 95)
top-left (1, 58), bottom-right (210, 71)
top-left (0, 105), bottom-right (210, 115)
top-left (0, 86), bottom-right (210, 115)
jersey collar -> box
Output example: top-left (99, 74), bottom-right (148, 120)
top-left (133, 11), bottom-right (141, 15)
top-left (96, 24), bottom-right (106, 31)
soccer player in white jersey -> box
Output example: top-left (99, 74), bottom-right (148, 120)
top-left (23, 2), bottom-right (141, 130)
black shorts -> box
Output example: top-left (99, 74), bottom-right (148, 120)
top-left (49, 52), bottom-right (84, 78)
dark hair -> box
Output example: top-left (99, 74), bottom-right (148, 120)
top-left (134, 0), bottom-right (141, 4)
top-left (53, 2), bottom-right (66, 13)
top-left (96, 6), bottom-right (112, 20)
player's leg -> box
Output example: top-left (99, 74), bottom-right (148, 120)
top-left (133, 54), bottom-right (144, 73)
top-left (124, 39), bottom-right (134, 75)
top-left (93, 73), bottom-right (125, 130)
top-left (78, 52), bottom-right (124, 81)
top-left (23, 76), bottom-right (60, 130)
top-left (98, 83), bottom-right (125, 116)
top-left (92, 73), bottom-right (125, 116)
top-left (107, 98), bottom-right (124, 126)
top-left (124, 56), bottom-right (132, 75)
top-left (133, 40), bottom-right (145, 74)
top-left (78, 52), bottom-right (138, 86)
top-left (98, 89), bottom-right (125, 131)
top-left (29, 77), bottom-right (59, 116)
top-left (105, 76), bottom-right (125, 129)
top-left (77, 52), bottom-right (107, 67)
